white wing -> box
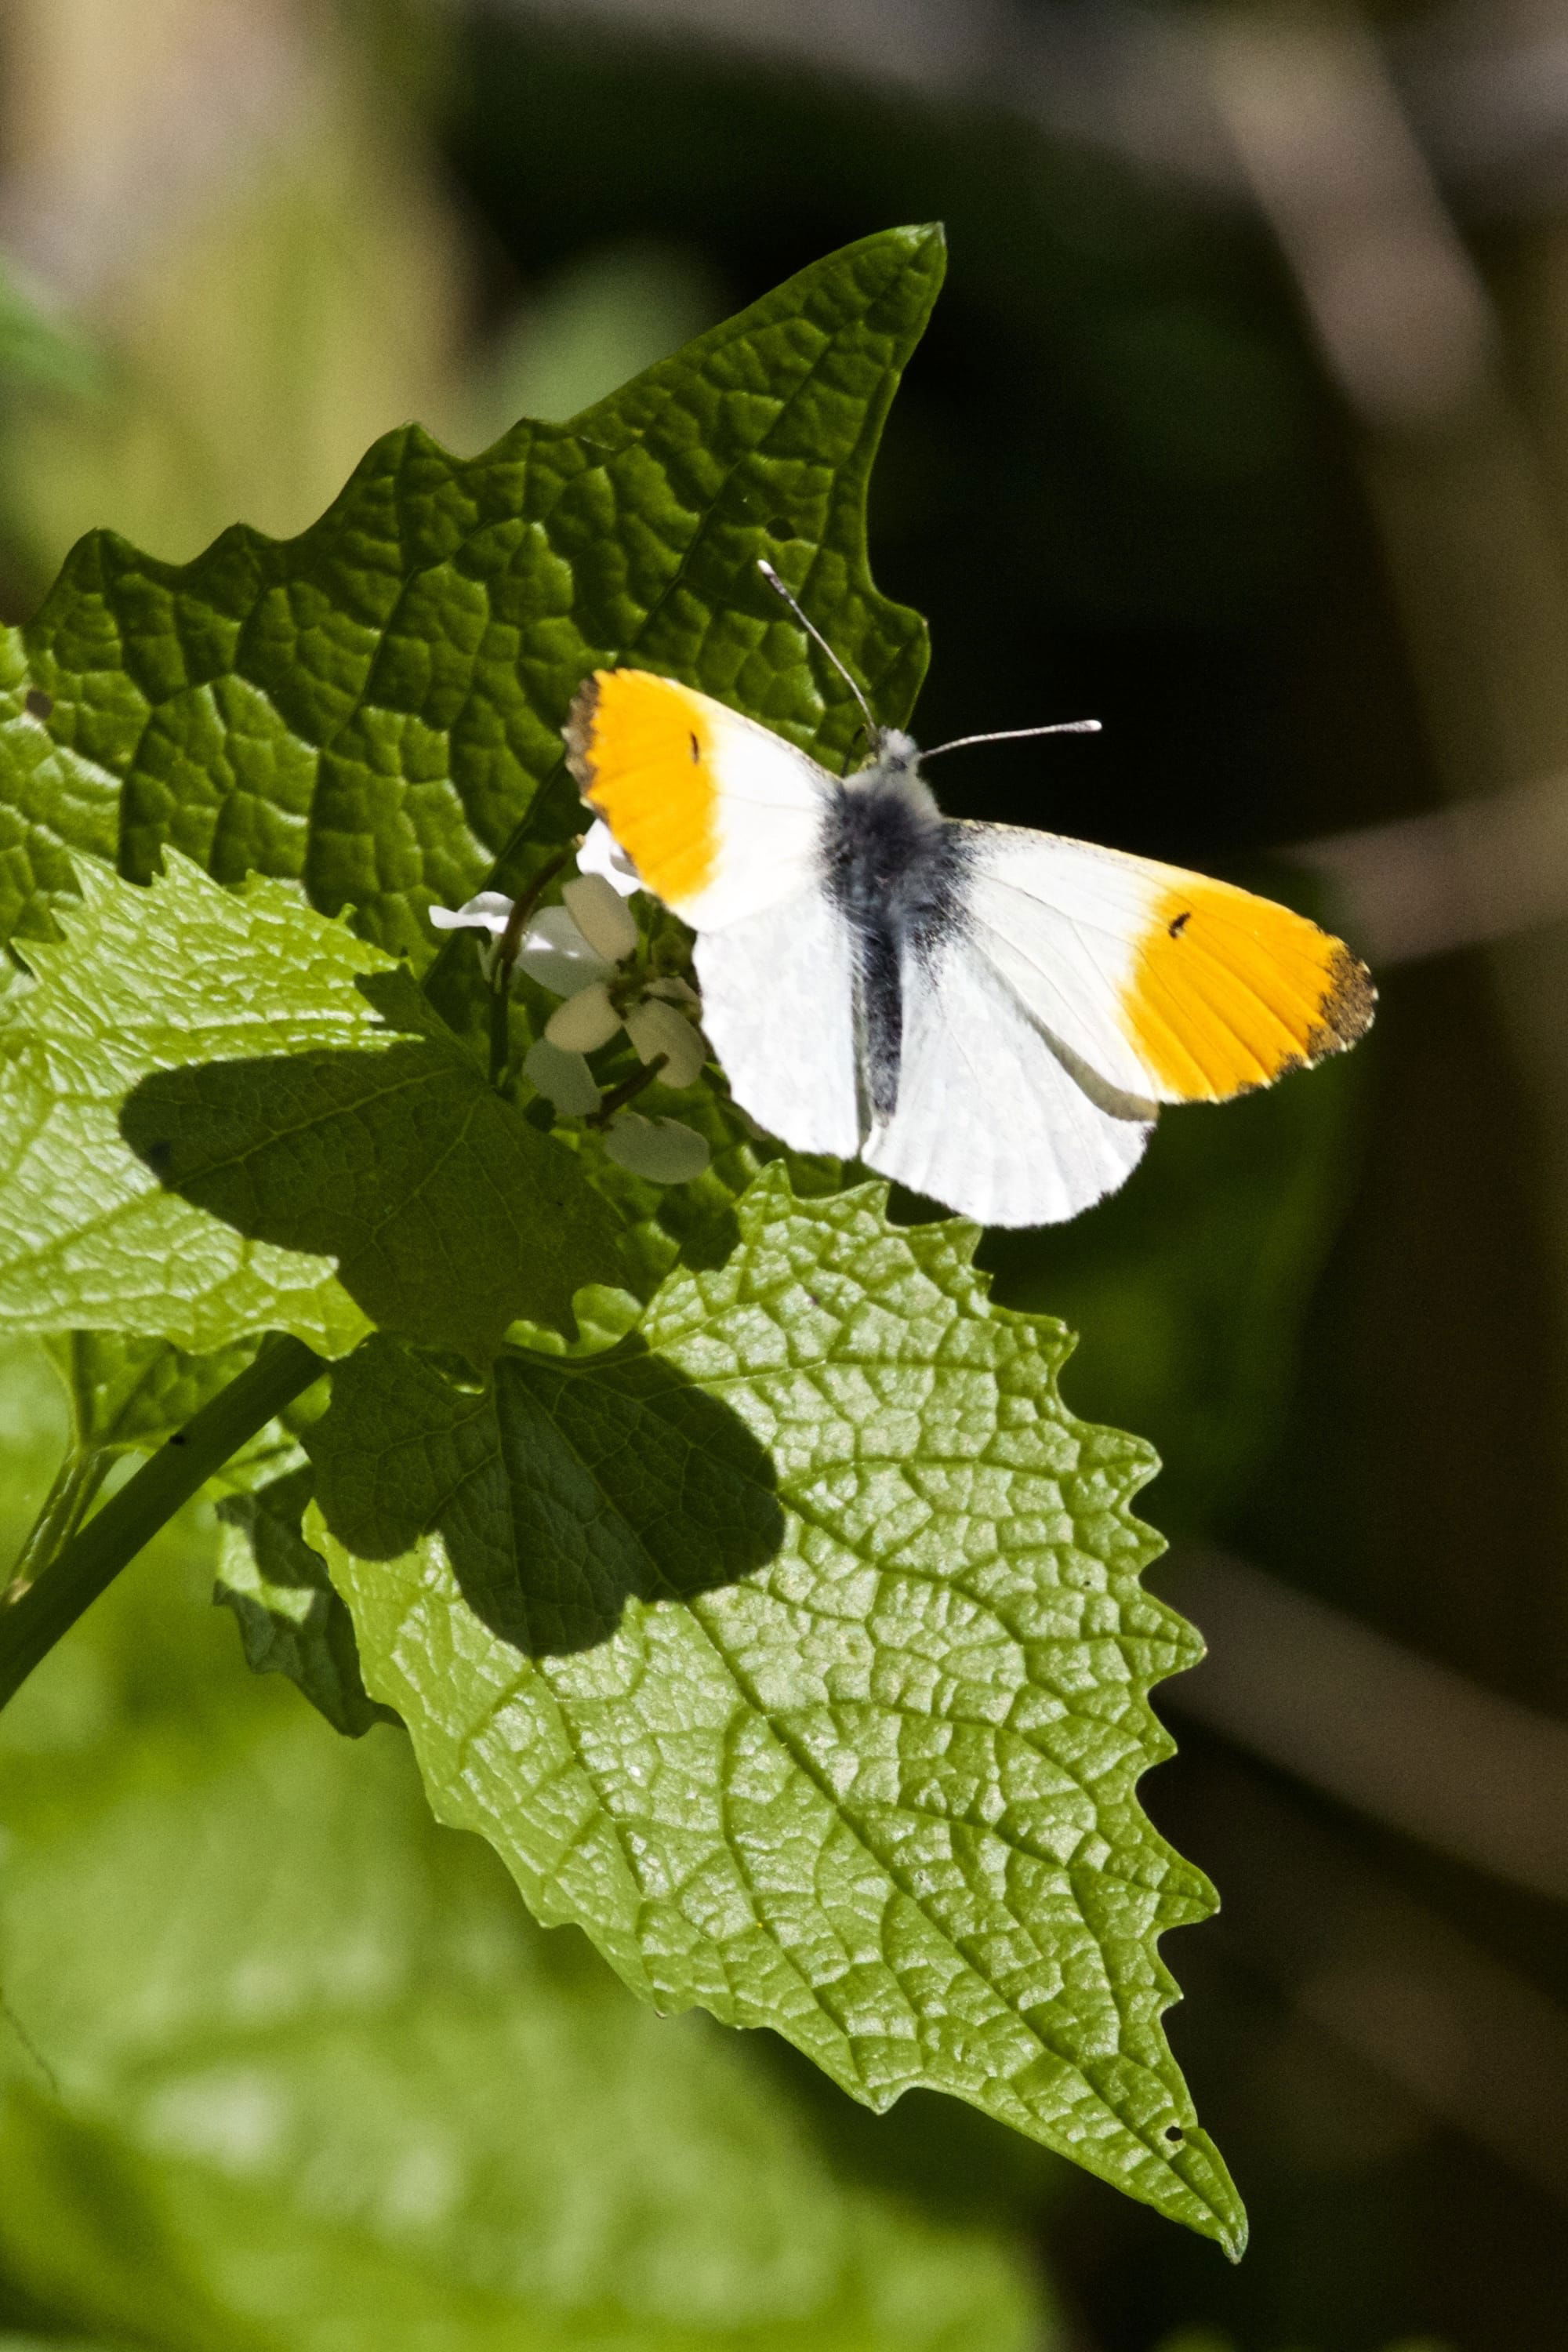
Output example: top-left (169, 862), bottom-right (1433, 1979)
top-left (693, 885), bottom-right (862, 1159)
top-left (862, 927), bottom-right (1155, 1227)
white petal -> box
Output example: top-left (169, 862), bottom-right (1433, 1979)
top-left (623, 996), bottom-right (707, 1089)
top-left (428, 891), bottom-right (515, 937)
top-left (576, 818), bottom-right (643, 897)
top-left (517, 906), bottom-right (617, 998)
top-left (644, 974), bottom-right (700, 1006)
top-left (545, 982), bottom-right (622, 1053)
top-left (523, 1040), bottom-right (601, 1117)
top-left (603, 1113), bottom-right (711, 1184)
top-left (563, 872), bottom-right (639, 964)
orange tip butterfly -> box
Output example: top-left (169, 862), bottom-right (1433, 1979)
top-left (562, 583), bottom-right (1374, 1228)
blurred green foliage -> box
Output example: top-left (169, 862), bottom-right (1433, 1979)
top-left (0, 1341), bottom-right (1049, 2350)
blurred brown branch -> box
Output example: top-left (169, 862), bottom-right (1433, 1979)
top-left (1165, 1548), bottom-right (1568, 1905)
top-left (1203, 1765), bottom-right (1568, 2209)
top-left (1291, 775), bottom-right (1568, 965)
top-left (478, 0), bottom-right (1568, 220)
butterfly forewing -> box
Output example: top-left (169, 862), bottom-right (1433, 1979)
top-left (960, 824), bottom-right (1374, 1108)
top-left (565, 670), bottom-right (834, 931)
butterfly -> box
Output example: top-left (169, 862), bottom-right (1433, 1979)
top-left (561, 594), bottom-right (1374, 1228)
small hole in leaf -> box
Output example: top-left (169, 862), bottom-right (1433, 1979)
top-left (1163, 2124), bottom-right (1184, 2143)
top-left (24, 689), bottom-right (53, 720)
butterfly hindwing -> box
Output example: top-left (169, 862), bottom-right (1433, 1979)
top-left (862, 926), bottom-right (1155, 1228)
top-left (694, 885), bottom-right (862, 1160)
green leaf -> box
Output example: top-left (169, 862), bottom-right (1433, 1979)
top-left (0, 855), bottom-right (370, 1353)
top-left (214, 1465), bottom-right (393, 1739)
top-left (0, 226), bottom-right (940, 973)
top-left (0, 852), bottom-right (623, 1355)
top-left (309, 1166), bottom-right (1246, 2255)
top-left (42, 1331), bottom-right (261, 1455)
top-left (0, 1457), bottom-right (1047, 2352)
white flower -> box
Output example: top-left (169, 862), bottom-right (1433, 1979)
top-left (623, 996), bottom-right (706, 1088)
top-left (602, 1113), bottom-right (711, 1183)
top-left (522, 1040), bottom-right (601, 1116)
top-left (576, 818), bottom-right (642, 897)
top-left (545, 982), bottom-right (622, 1053)
top-left (428, 890), bottom-right (514, 937)
top-left (561, 872), bottom-right (637, 962)
top-left (429, 847), bottom-right (711, 1183)
top-left (426, 891), bottom-right (616, 996)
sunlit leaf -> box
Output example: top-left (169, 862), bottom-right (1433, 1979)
top-left (310, 1167), bottom-right (1245, 2254)
top-left (0, 854), bottom-right (620, 1355)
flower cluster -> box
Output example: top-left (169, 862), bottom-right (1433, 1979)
top-left (430, 822), bottom-right (711, 1184)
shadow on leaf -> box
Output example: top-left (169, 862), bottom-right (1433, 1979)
top-left (306, 1333), bottom-right (785, 1657)
top-left (216, 1466), bottom-right (395, 1738)
top-left (118, 971), bottom-right (626, 1355)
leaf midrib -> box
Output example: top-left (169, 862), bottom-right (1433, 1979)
top-left (448, 1349), bottom-right (1213, 2203)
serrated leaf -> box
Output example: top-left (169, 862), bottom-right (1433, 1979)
top-left (0, 1463), bottom-right (1046, 2352)
top-left (0, 227), bottom-right (940, 974)
top-left (214, 1465), bottom-right (393, 1739)
top-left (0, 855), bottom-right (371, 1352)
top-left (309, 1166), bottom-right (1246, 2253)
top-left (0, 852), bottom-right (622, 1354)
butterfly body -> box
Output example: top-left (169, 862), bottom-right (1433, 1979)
top-left (564, 669), bottom-right (1373, 1227)
top-left (820, 734), bottom-right (971, 1124)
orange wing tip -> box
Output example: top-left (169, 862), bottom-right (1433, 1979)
top-left (1128, 882), bottom-right (1376, 1100)
top-left (560, 669), bottom-right (720, 909)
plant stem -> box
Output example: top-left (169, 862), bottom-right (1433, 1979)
top-left (2, 1446), bottom-right (113, 1605)
top-left (488, 844), bottom-right (578, 1087)
top-left (588, 1052), bottom-right (669, 1127)
top-left (0, 1335), bottom-right (325, 1714)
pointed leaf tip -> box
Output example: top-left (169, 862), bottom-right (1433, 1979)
top-left (318, 1173), bottom-right (1245, 2252)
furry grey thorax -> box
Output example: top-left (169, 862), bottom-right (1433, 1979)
top-left (819, 730), bottom-right (974, 1128)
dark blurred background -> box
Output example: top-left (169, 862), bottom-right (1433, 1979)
top-left (4, 2), bottom-right (1568, 2347)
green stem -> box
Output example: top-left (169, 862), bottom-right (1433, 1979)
top-left (3, 1446), bottom-right (112, 1603)
top-left (588, 1051), bottom-right (669, 1127)
top-left (488, 844), bottom-right (579, 1087)
top-left (0, 1335), bottom-right (325, 1715)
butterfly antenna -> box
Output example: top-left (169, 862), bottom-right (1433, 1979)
top-left (922, 720), bottom-right (1102, 760)
top-left (757, 558), bottom-right (879, 747)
